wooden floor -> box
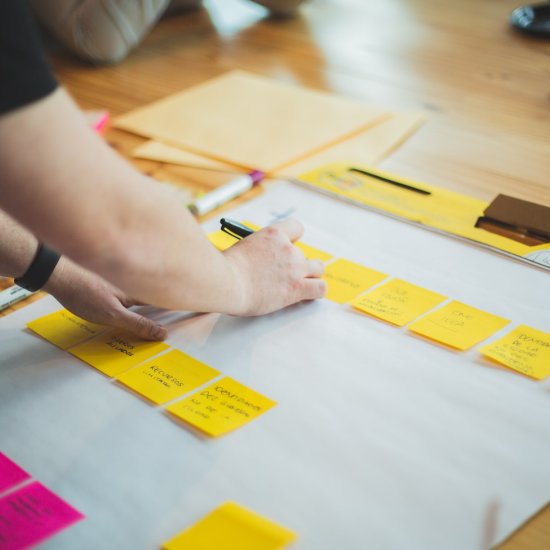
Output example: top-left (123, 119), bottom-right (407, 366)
top-left (5, 0), bottom-right (550, 547)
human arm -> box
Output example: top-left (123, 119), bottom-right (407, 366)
top-left (0, 209), bottom-right (167, 340)
top-left (0, 89), bottom-right (325, 316)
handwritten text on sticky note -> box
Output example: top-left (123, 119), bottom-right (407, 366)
top-left (117, 349), bottom-right (220, 404)
top-left (352, 278), bottom-right (447, 326)
top-left (323, 259), bottom-right (387, 304)
top-left (69, 330), bottom-right (169, 377)
top-left (163, 501), bottom-right (296, 550)
top-left (480, 325), bottom-right (550, 380)
top-left (408, 300), bottom-right (509, 350)
top-left (166, 377), bottom-right (276, 436)
top-left (27, 309), bottom-right (106, 350)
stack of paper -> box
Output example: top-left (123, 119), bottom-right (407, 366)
top-left (114, 70), bottom-right (424, 176)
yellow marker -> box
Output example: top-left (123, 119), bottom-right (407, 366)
top-left (116, 349), bottom-right (220, 404)
top-left (480, 325), bottom-right (550, 380)
top-left (27, 309), bottom-right (106, 350)
top-left (162, 501), bottom-right (297, 550)
top-left (69, 330), bottom-right (169, 377)
top-left (352, 279), bottom-right (447, 327)
top-left (294, 242), bottom-right (333, 262)
top-left (165, 376), bottom-right (276, 437)
top-left (323, 258), bottom-right (387, 304)
top-left (408, 300), bottom-right (510, 351)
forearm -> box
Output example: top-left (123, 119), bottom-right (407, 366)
top-left (0, 209), bottom-right (169, 340)
top-left (0, 89), bottom-right (241, 313)
top-left (0, 210), bottom-right (38, 279)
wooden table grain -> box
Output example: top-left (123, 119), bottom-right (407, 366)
top-left (3, 0), bottom-right (549, 546)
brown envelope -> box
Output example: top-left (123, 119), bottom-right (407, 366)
top-left (115, 70), bottom-right (389, 172)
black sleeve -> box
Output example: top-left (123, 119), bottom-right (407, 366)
top-left (0, 2), bottom-right (58, 115)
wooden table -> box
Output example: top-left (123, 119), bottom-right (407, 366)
top-left (3, 0), bottom-right (549, 546)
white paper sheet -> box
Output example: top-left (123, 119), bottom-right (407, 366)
top-left (1, 181), bottom-right (549, 550)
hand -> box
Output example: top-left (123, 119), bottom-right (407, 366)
top-left (43, 257), bottom-right (167, 340)
top-left (223, 219), bottom-right (326, 316)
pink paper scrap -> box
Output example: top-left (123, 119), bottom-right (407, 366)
top-left (0, 481), bottom-right (84, 549)
top-left (0, 453), bottom-right (30, 495)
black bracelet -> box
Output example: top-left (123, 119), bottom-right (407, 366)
top-left (15, 244), bottom-right (61, 292)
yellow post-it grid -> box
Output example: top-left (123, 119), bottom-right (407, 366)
top-left (27, 310), bottom-right (278, 436)
top-left (26, 309), bottom-right (106, 350)
top-left (116, 349), bottom-right (220, 404)
top-left (480, 325), bottom-right (550, 380)
top-left (352, 279), bottom-right (447, 327)
top-left (69, 330), bottom-right (170, 377)
top-left (323, 258), bottom-right (387, 304)
top-left (166, 377), bottom-right (277, 437)
top-left (408, 301), bottom-right (510, 351)
top-left (163, 501), bottom-right (296, 550)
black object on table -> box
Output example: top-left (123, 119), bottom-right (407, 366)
top-left (510, 3), bottom-right (550, 37)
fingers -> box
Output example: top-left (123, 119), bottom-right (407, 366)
top-left (298, 277), bottom-right (327, 301)
top-left (305, 259), bottom-right (324, 278)
top-left (111, 307), bottom-right (168, 341)
top-left (269, 218), bottom-right (304, 243)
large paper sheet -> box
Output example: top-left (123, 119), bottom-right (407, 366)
top-left (281, 111), bottom-right (425, 177)
top-left (114, 70), bottom-right (387, 172)
top-left (130, 111), bottom-right (425, 177)
top-left (1, 181), bottom-right (549, 550)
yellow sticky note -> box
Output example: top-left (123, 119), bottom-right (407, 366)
top-left (208, 230), bottom-right (238, 251)
top-left (294, 242), bottom-right (332, 262)
top-left (27, 309), bottom-right (106, 350)
top-left (116, 349), bottom-right (220, 404)
top-left (479, 325), bottom-right (550, 380)
top-left (163, 501), bottom-right (297, 550)
top-left (208, 221), bottom-right (260, 251)
top-left (408, 300), bottom-right (510, 351)
top-left (352, 279), bottom-right (447, 327)
top-left (69, 330), bottom-right (169, 377)
top-left (166, 377), bottom-right (276, 437)
top-left (323, 259), bottom-right (387, 304)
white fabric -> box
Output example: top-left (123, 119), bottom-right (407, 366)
top-left (1, 180), bottom-right (549, 549)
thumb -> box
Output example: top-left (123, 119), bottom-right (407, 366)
top-left (111, 307), bottom-right (168, 341)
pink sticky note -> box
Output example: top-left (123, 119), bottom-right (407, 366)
top-left (0, 481), bottom-right (84, 549)
top-left (0, 453), bottom-right (30, 494)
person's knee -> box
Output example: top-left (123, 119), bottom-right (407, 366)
top-left (250, 0), bottom-right (308, 16)
top-left (32, 0), bottom-right (170, 65)
top-left (67, 17), bottom-right (135, 65)
top-left (63, 1), bottom-right (170, 65)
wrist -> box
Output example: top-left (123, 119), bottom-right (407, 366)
top-left (42, 255), bottom-right (68, 296)
top-left (221, 251), bottom-right (253, 316)
top-left (14, 244), bottom-right (61, 292)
